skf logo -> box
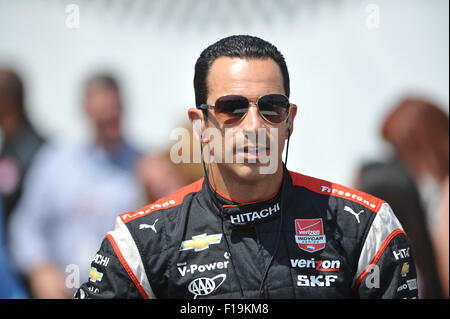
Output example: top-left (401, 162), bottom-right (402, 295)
top-left (179, 233), bottom-right (222, 252)
top-left (89, 267), bottom-right (103, 283)
top-left (297, 275), bottom-right (338, 287)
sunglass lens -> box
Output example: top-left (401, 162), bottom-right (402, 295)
top-left (258, 94), bottom-right (290, 123)
top-left (214, 95), bottom-right (249, 124)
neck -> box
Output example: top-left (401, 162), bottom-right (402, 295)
top-left (96, 135), bottom-right (121, 155)
top-left (208, 161), bottom-right (284, 203)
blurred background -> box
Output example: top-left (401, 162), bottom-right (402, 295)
top-left (0, 0), bottom-right (448, 183)
top-left (0, 0), bottom-right (448, 299)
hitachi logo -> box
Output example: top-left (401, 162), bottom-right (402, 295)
top-left (229, 203), bottom-right (280, 224)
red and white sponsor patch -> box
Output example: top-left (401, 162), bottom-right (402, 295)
top-left (295, 219), bottom-right (326, 253)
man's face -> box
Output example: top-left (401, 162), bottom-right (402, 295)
top-left (85, 85), bottom-right (122, 143)
top-left (200, 57), bottom-right (296, 182)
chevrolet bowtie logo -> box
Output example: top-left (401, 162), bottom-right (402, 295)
top-left (89, 267), bottom-right (104, 283)
top-left (179, 233), bottom-right (223, 252)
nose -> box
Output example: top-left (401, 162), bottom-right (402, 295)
top-left (241, 103), bottom-right (264, 132)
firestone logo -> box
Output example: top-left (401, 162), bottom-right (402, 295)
top-left (320, 186), bottom-right (377, 209)
top-left (121, 200), bottom-right (176, 222)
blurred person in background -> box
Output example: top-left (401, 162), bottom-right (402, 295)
top-left (137, 125), bottom-right (204, 204)
top-left (0, 68), bottom-right (45, 243)
top-left (382, 98), bottom-right (449, 230)
top-left (355, 160), bottom-right (444, 298)
top-left (137, 152), bottom-right (185, 204)
top-left (382, 97), bottom-right (449, 297)
top-left (0, 195), bottom-right (27, 298)
top-left (8, 73), bottom-right (142, 298)
top-left (433, 175), bottom-right (449, 298)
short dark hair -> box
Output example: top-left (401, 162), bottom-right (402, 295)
top-left (193, 35), bottom-right (290, 107)
top-left (84, 73), bottom-right (120, 93)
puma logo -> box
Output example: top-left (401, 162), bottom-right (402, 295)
top-left (343, 206), bottom-right (364, 223)
top-left (139, 219), bottom-right (158, 233)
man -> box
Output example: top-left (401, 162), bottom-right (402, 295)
top-left (0, 195), bottom-right (27, 298)
top-left (9, 74), bottom-right (141, 298)
top-left (355, 160), bottom-right (443, 298)
top-left (0, 69), bottom-right (45, 238)
top-left (75, 36), bottom-right (418, 299)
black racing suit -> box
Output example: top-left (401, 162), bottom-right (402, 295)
top-left (74, 169), bottom-right (418, 299)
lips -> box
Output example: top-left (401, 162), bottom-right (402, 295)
top-left (246, 146), bottom-right (266, 153)
top-left (237, 146), bottom-right (269, 157)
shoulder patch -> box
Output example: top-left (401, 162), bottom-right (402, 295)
top-left (119, 178), bottom-right (204, 223)
top-left (289, 171), bottom-right (384, 212)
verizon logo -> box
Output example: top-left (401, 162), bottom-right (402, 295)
top-left (290, 258), bottom-right (340, 271)
top-left (298, 229), bottom-right (321, 236)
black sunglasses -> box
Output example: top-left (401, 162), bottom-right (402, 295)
top-left (198, 94), bottom-right (291, 125)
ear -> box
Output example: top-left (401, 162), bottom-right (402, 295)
top-left (188, 108), bottom-right (207, 143)
top-left (286, 104), bottom-right (298, 139)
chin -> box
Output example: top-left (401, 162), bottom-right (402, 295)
top-left (218, 162), bottom-right (276, 183)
